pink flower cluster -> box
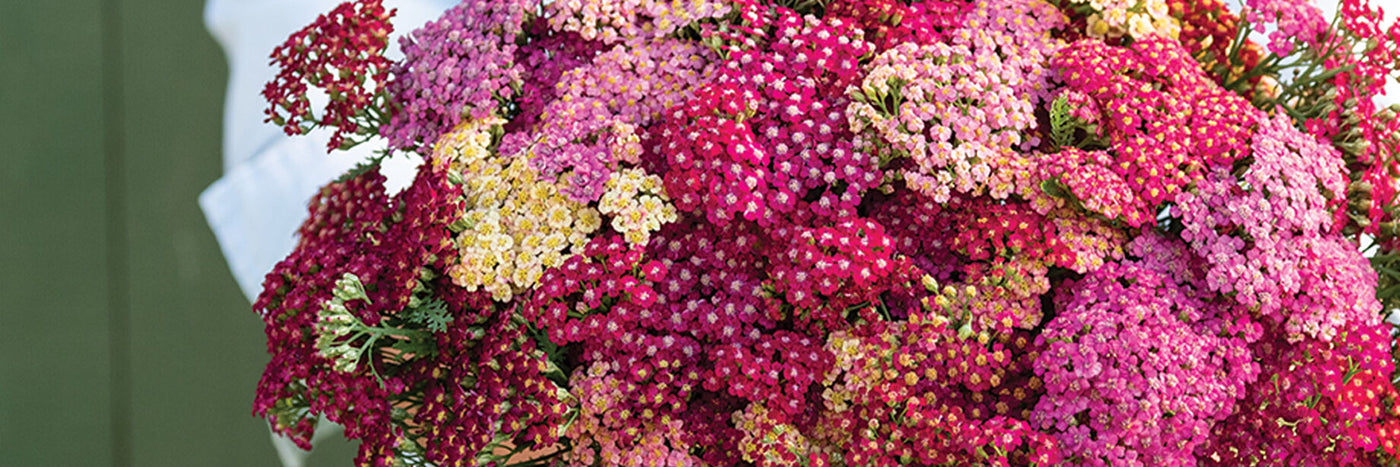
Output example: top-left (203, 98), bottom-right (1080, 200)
top-left (509, 21), bottom-right (606, 134)
top-left (1035, 259), bottom-right (1258, 465)
top-left (380, 0), bottom-right (531, 151)
top-left (1244, 0), bottom-right (1329, 55)
top-left (253, 0), bottom-right (1400, 465)
top-left (503, 38), bottom-right (713, 202)
top-left (547, 0), bottom-right (730, 44)
top-left (1176, 113), bottom-right (1348, 327)
top-left (847, 0), bottom-right (1063, 203)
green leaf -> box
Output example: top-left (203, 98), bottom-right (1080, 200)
top-left (403, 298), bottom-right (453, 334)
top-left (1040, 179), bottom-right (1071, 199)
top-left (1049, 94), bottom-right (1075, 149)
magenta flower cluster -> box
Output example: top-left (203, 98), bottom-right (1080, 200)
top-left (253, 0), bottom-right (1400, 465)
top-left (503, 38), bottom-right (713, 202)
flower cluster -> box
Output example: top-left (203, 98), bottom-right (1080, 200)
top-left (1050, 36), bottom-right (1262, 225)
top-left (1175, 113), bottom-right (1347, 327)
top-left (947, 201), bottom-right (1075, 328)
top-left (548, 0), bottom-right (731, 44)
top-left (1242, 0), bottom-right (1329, 55)
top-left (436, 119), bottom-right (602, 302)
top-left (504, 38), bottom-right (713, 203)
top-left (264, 0), bottom-right (396, 151)
top-left (1204, 316), bottom-right (1398, 465)
top-left (766, 219), bottom-right (912, 334)
top-left (510, 21), bottom-right (609, 134)
top-left (598, 168), bottom-right (679, 245)
top-left (819, 310), bottom-right (1061, 466)
top-left (381, 0), bottom-right (531, 151)
top-left (565, 360), bottom-right (701, 466)
top-left (849, 41), bottom-right (1035, 202)
top-left (1169, 0), bottom-right (1246, 65)
top-left (655, 9), bottom-right (878, 227)
top-left (825, 0), bottom-right (964, 52)
top-left (1034, 260), bottom-right (1257, 465)
top-left (527, 235), bottom-right (714, 462)
top-left (732, 402), bottom-right (831, 466)
top-left (1072, 0), bottom-right (1180, 40)
top-left (253, 0), bottom-right (1400, 465)
top-left (847, 0), bottom-right (1064, 202)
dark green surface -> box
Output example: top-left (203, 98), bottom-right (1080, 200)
top-left (0, 1), bottom-right (113, 465)
top-left (0, 1), bottom-right (356, 465)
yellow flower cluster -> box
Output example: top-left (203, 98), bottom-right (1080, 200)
top-left (1078, 0), bottom-right (1180, 40)
top-left (434, 120), bottom-right (603, 301)
top-left (597, 167), bottom-right (678, 246)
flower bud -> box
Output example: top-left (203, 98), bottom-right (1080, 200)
top-left (957, 322), bottom-right (974, 340)
top-left (334, 273), bottom-right (371, 303)
top-left (921, 275), bottom-right (939, 292)
top-left (1349, 181), bottom-right (1374, 196)
top-left (934, 295), bottom-right (953, 310)
top-left (1344, 111), bottom-right (1364, 127)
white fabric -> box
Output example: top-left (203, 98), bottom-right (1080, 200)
top-left (200, 1), bottom-right (450, 466)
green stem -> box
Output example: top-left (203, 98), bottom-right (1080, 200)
top-left (1223, 53), bottom-right (1282, 92)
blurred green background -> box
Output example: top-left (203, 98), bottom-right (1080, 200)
top-left (0, 1), bottom-right (355, 465)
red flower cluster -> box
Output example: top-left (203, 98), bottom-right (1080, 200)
top-left (264, 0), bottom-right (395, 152)
top-left (1052, 37), bottom-right (1262, 226)
top-left (653, 7), bottom-right (878, 227)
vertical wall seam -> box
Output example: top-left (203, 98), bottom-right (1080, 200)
top-left (101, 0), bottom-right (132, 465)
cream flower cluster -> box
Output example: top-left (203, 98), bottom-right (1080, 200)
top-left (598, 168), bottom-right (678, 246)
top-left (435, 119), bottom-right (603, 301)
top-left (1077, 0), bottom-right (1180, 40)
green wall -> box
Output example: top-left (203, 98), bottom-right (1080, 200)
top-left (1, 1), bottom-right (355, 465)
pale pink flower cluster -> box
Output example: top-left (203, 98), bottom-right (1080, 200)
top-left (548, 0), bottom-right (731, 43)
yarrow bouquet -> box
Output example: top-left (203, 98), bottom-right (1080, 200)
top-left (255, 0), bottom-right (1400, 464)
